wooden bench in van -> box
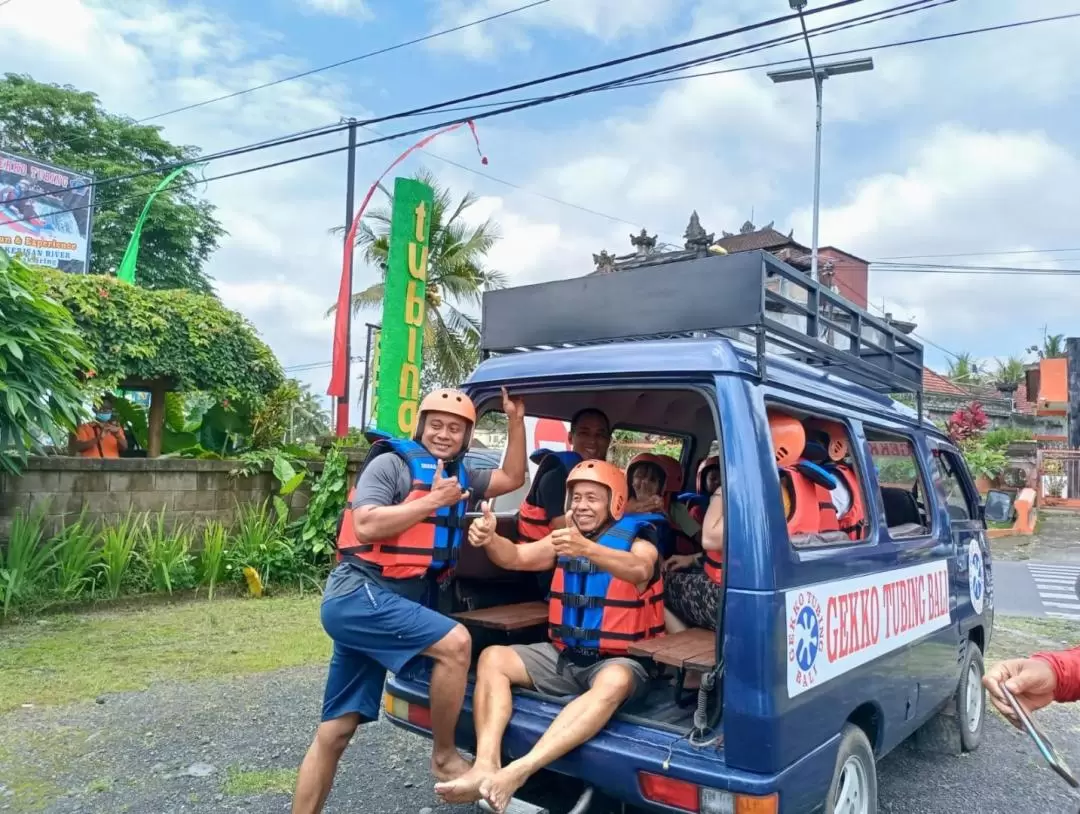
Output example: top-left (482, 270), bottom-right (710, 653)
top-left (630, 629), bottom-right (717, 705)
top-left (452, 601), bottom-right (549, 631)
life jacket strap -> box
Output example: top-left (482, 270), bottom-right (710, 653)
top-left (549, 591), bottom-right (657, 610)
top-left (550, 623), bottom-right (665, 642)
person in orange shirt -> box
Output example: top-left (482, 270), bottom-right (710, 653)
top-left (69, 395), bottom-right (128, 458)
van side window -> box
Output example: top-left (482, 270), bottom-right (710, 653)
top-left (865, 431), bottom-right (930, 538)
top-left (932, 449), bottom-right (978, 521)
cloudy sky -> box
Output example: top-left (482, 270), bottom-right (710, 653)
top-left (5, 0), bottom-right (1080, 408)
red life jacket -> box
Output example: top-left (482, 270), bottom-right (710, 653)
top-left (547, 516), bottom-right (665, 657)
top-left (334, 438), bottom-right (470, 580)
top-left (780, 462), bottom-right (840, 536)
top-left (828, 463), bottom-right (866, 540)
top-left (516, 449), bottom-right (582, 543)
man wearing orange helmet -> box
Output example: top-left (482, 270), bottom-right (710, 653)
top-left (292, 387), bottom-right (526, 814)
top-left (435, 459), bottom-right (663, 812)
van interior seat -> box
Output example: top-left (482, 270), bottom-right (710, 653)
top-left (628, 628), bottom-right (716, 671)
top-left (879, 486), bottom-right (921, 527)
top-left (452, 601), bottom-right (549, 631)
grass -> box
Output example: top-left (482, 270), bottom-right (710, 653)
top-left (0, 594), bottom-right (327, 712)
top-left (222, 766), bottom-right (298, 796)
top-left (990, 615), bottom-right (1080, 660)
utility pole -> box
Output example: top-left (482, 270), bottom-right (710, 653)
top-left (768, 1), bottom-right (873, 282)
top-left (336, 119), bottom-right (358, 435)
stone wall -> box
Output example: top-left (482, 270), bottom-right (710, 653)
top-left (0, 453), bottom-right (366, 540)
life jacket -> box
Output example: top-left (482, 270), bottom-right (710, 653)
top-left (334, 438), bottom-right (470, 580)
top-left (780, 461), bottom-right (840, 535)
top-left (547, 515), bottom-right (665, 658)
top-left (516, 449), bottom-right (582, 543)
top-left (824, 463), bottom-right (866, 540)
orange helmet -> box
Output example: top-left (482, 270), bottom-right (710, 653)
top-left (696, 455), bottom-right (720, 492)
top-left (654, 454), bottom-right (684, 493)
top-left (804, 418), bottom-right (849, 462)
top-left (566, 459), bottom-right (628, 522)
top-left (767, 411), bottom-right (805, 468)
top-left (418, 388), bottom-right (476, 424)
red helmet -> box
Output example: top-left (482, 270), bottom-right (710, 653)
top-left (566, 459), bottom-right (628, 521)
top-left (696, 455), bottom-right (720, 492)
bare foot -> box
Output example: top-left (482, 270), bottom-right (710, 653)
top-left (431, 750), bottom-right (473, 783)
top-left (480, 766), bottom-right (529, 813)
top-left (434, 762), bottom-right (497, 804)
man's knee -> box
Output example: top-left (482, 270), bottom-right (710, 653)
top-left (590, 665), bottom-right (638, 705)
top-left (429, 623), bottom-right (472, 668)
top-left (315, 715), bottom-right (360, 756)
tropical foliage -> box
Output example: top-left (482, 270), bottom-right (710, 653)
top-left (1028, 333), bottom-right (1066, 359)
top-left (0, 74), bottom-right (224, 292)
top-left (332, 169), bottom-right (507, 386)
top-left (0, 252), bottom-right (91, 473)
top-left (43, 270), bottom-right (282, 402)
top-left (993, 356), bottom-right (1026, 387)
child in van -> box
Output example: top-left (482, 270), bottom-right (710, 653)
top-left (625, 453), bottom-right (698, 557)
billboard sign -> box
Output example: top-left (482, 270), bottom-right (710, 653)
top-left (0, 150), bottom-right (94, 273)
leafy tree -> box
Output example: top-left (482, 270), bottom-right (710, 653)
top-left (0, 74), bottom-right (225, 293)
top-left (946, 401), bottom-right (989, 445)
top-left (43, 270), bottom-right (282, 455)
top-left (331, 169), bottom-right (507, 386)
top-left (287, 382), bottom-right (331, 443)
top-left (0, 252), bottom-right (90, 473)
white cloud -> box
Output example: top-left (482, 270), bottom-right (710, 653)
top-left (426, 0), bottom-right (686, 59)
top-left (299, 0), bottom-right (373, 20)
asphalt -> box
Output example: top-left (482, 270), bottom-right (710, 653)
top-left (994, 560), bottom-right (1080, 619)
top-left (3, 662), bottom-right (1080, 814)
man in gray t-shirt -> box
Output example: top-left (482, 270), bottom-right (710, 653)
top-left (292, 387), bottom-right (527, 814)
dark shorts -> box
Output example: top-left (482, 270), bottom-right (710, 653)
top-left (319, 580), bottom-right (457, 723)
top-left (663, 567), bottom-right (720, 630)
top-left (511, 642), bottom-right (651, 706)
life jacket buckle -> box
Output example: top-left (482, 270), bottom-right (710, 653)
top-left (561, 594), bottom-right (603, 609)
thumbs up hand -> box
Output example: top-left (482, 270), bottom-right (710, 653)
top-left (551, 511), bottom-right (593, 559)
top-left (430, 459), bottom-right (470, 509)
top-left (469, 501), bottom-right (497, 547)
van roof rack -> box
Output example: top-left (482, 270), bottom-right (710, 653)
top-left (479, 250), bottom-right (924, 415)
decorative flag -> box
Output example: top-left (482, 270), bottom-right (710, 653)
top-left (116, 165), bottom-right (191, 284)
top-left (328, 120), bottom-right (488, 434)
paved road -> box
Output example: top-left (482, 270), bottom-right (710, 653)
top-left (4, 664), bottom-right (1080, 814)
top-left (995, 560), bottom-right (1080, 619)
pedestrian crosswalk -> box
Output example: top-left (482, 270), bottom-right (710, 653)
top-left (1028, 563), bottom-right (1080, 620)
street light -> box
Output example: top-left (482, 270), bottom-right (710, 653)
top-left (769, 55), bottom-right (874, 282)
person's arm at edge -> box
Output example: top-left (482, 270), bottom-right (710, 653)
top-left (1032, 647), bottom-right (1080, 703)
top-left (353, 457), bottom-right (460, 541)
top-left (69, 427), bottom-right (97, 454)
top-left (701, 489), bottom-right (724, 552)
top-left (486, 414), bottom-right (526, 499)
top-left (113, 425), bottom-right (129, 452)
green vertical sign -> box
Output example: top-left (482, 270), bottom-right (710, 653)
top-left (373, 177), bottom-right (434, 437)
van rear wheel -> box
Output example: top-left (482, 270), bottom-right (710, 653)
top-left (827, 723), bottom-right (877, 814)
top-left (957, 639), bottom-right (985, 752)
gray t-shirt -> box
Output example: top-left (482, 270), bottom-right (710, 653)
top-left (325, 454), bottom-right (493, 602)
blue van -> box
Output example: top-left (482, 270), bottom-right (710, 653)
top-left (383, 251), bottom-right (993, 813)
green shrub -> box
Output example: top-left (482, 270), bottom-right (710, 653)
top-left (52, 509), bottom-right (100, 600)
top-left (0, 502), bottom-right (58, 618)
top-left (141, 510), bottom-right (195, 595)
top-left (199, 521), bottom-right (229, 600)
top-left (97, 510), bottom-right (145, 599)
top-left (226, 500), bottom-right (297, 591)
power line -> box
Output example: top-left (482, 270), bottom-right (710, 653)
top-left (87, 1), bottom-right (553, 131)
top-left (877, 247), bottom-right (1080, 260)
top-left (11, 0), bottom-right (867, 210)
top-left (872, 261), bottom-right (1080, 275)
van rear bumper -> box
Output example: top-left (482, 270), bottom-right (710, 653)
top-left (385, 674), bottom-right (839, 813)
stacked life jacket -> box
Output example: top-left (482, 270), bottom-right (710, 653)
top-left (516, 449), bottom-right (582, 543)
top-left (547, 515), bottom-right (665, 659)
top-left (780, 459), bottom-right (843, 537)
top-left (799, 439), bottom-right (867, 541)
top-left (334, 438), bottom-right (470, 580)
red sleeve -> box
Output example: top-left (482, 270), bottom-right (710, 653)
top-left (1033, 647), bottom-right (1080, 703)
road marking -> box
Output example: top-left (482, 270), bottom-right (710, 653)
top-left (1026, 564), bottom-right (1080, 616)
top-left (1047, 611), bottom-right (1080, 621)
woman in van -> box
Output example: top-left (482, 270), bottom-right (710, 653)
top-left (661, 484), bottom-right (724, 633)
top-left (625, 453), bottom-right (697, 557)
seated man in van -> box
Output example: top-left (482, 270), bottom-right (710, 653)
top-left (435, 460), bottom-right (663, 812)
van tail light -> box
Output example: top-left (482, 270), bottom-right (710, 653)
top-left (383, 691), bottom-right (433, 730)
top-left (639, 772), bottom-right (778, 814)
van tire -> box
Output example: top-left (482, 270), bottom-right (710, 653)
top-left (957, 640), bottom-right (985, 752)
top-left (826, 723), bottom-right (877, 814)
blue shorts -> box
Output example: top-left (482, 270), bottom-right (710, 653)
top-left (319, 580), bottom-right (457, 723)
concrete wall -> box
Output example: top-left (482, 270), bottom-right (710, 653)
top-left (0, 453), bottom-right (366, 540)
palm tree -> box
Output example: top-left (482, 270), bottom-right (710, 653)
top-left (1028, 333), bottom-right (1065, 359)
top-left (328, 169), bottom-right (507, 386)
top-left (947, 353), bottom-right (982, 385)
top-left (994, 356), bottom-right (1026, 387)
top-left (288, 383), bottom-right (330, 442)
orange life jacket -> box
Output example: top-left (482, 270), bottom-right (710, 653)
top-left (516, 449), bottom-right (582, 543)
top-left (334, 438), bottom-right (469, 580)
top-left (780, 462), bottom-right (840, 536)
top-left (827, 463), bottom-right (866, 540)
top-left (547, 516), bottom-right (665, 658)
